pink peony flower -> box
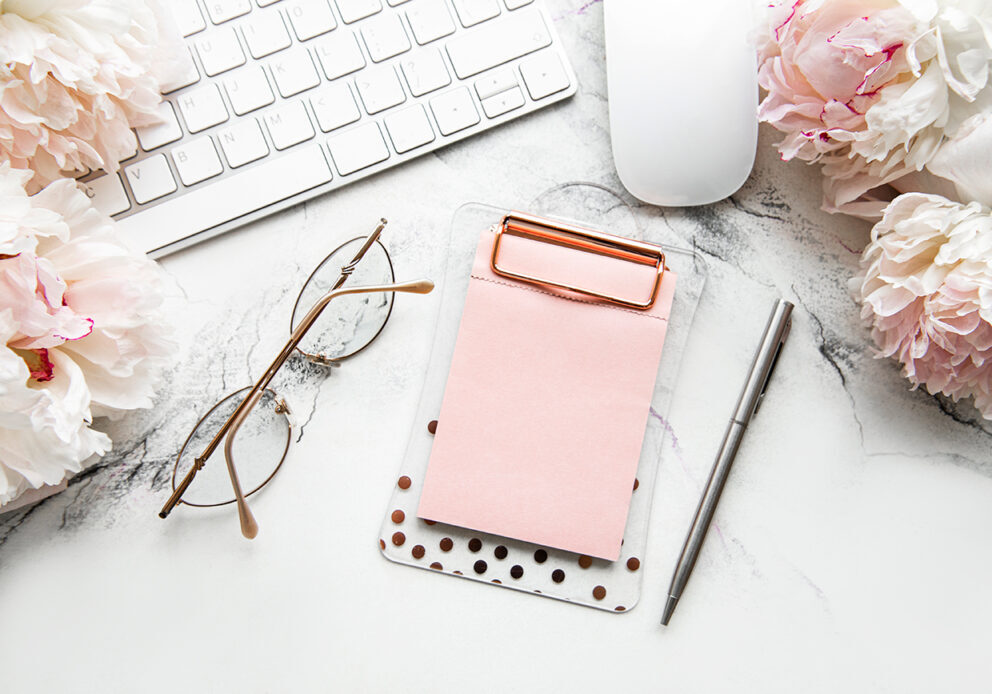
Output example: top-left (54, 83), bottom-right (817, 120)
top-left (0, 163), bottom-right (175, 508)
top-left (0, 0), bottom-right (185, 192)
top-left (758, 0), bottom-right (992, 218)
top-left (852, 192), bottom-right (992, 417)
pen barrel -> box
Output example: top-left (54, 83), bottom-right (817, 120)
top-left (669, 420), bottom-right (748, 598)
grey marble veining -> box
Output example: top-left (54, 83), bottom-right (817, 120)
top-left (1, 2), bottom-right (990, 691)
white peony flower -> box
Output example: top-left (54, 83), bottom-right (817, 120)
top-left (852, 192), bottom-right (992, 417)
top-left (0, 0), bottom-right (186, 192)
top-left (759, 0), bottom-right (992, 218)
top-left (0, 164), bottom-right (175, 508)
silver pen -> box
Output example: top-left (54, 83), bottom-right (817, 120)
top-left (661, 298), bottom-right (794, 625)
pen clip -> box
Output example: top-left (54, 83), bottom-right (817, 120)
top-left (753, 315), bottom-right (791, 416)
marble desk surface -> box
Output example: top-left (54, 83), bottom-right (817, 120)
top-left (2, 2), bottom-right (990, 692)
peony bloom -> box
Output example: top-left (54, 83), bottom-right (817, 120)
top-left (758, 0), bottom-right (992, 218)
top-left (852, 192), bottom-right (992, 417)
top-left (0, 164), bottom-right (174, 508)
top-left (0, 0), bottom-right (185, 192)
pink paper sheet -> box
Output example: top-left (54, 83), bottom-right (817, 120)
top-left (417, 225), bottom-right (677, 560)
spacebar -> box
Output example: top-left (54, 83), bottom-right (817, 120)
top-left (118, 146), bottom-right (333, 255)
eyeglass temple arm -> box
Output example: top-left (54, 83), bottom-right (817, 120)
top-left (158, 279), bottom-right (435, 534)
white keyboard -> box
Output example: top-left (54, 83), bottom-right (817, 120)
top-left (78, 0), bottom-right (576, 258)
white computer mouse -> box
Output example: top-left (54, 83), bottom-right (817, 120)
top-left (604, 0), bottom-right (759, 207)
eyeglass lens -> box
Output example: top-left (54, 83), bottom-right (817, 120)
top-left (291, 237), bottom-right (396, 363)
top-left (171, 387), bottom-right (291, 507)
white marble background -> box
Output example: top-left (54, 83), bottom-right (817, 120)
top-left (1, 1), bottom-right (990, 692)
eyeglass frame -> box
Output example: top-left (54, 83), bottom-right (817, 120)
top-left (158, 219), bottom-right (434, 538)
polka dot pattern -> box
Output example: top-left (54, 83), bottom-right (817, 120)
top-left (427, 420), bottom-right (438, 434)
top-left (382, 457), bottom-right (656, 613)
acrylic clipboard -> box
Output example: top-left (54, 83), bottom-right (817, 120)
top-left (380, 191), bottom-right (706, 612)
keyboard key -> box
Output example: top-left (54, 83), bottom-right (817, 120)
top-left (79, 174), bottom-right (130, 216)
top-left (310, 83), bottom-right (362, 131)
top-left (205, 0), bottom-right (252, 23)
top-left (400, 49), bottom-right (450, 96)
top-left (118, 146), bottom-right (333, 254)
top-left (258, 0), bottom-right (283, 5)
top-left (429, 87), bottom-right (479, 135)
top-left (355, 66), bottom-right (406, 114)
top-left (125, 154), bottom-right (178, 204)
top-left (242, 12), bottom-right (293, 58)
top-left (286, 0), bottom-right (337, 41)
top-left (174, 0), bottom-right (207, 36)
top-left (136, 102), bottom-right (183, 151)
top-left (218, 119), bottom-right (270, 167)
top-left (445, 8), bottom-right (550, 79)
top-left (474, 67), bottom-right (516, 100)
top-left (387, 0), bottom-right (411, 5)
top-left (313, 32), bottom-right (366, 80)
top-left (384, 104), bottom-right (435, 153)
top-left (270, 49), bottom-right (321, 97)
top-left (504, 0), bottom-right (532, 8)
top-left (406, 0), bottom-right (455, 45)
top-left (326, 122), bottom-right (389, 174)
top-left (519, 50), bottom-right (569, 99)
top-left (195, 28), bottom-right (247, 76)
top-left (335, 0), bottom-right (381, 23)
top-left (264, 101), bottom-right (316, 149)
top-left (161, 48), bottom-right (201, 93)
top-left (451, 0), bottom-right (499, 27)
top-left (224, 65), bottom-right (276, 115)
top-left (480, 85), bottom-right (523, 117)
top-left (172, 137), bottom-right (225, 185)
top-left (361, 14), bottom-right (411, 62)
top-left (177, 84), bottom-right (230, 132)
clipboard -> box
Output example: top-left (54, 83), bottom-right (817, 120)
top-left (379, 199), bottom-right (706, 612)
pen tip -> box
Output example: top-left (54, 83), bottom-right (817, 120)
top-left (660, 595), bottom-right (678, 626)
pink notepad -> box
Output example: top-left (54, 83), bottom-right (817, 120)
top-left (417, 224), bottom-right (677, 561)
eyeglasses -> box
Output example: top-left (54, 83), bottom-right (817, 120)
top-left (158, 220), bottom-right (433, 538)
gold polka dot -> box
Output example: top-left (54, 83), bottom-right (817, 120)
top-left (632, 478), bottom-right (639, 491)
top-left (412, 545), bottom-right (425, 559)
top-left (378, 539), bottom-right (385, 550)
top-left (430, 562), bottom-right (443, 571)
top-left (626, 557), bottom-right (640, 571)
top-left (592, 585), bottom-right (607, 600)
top-left (397, 476), bottom-right (411, 490)
top-left (391, 532), bottom-right (405, 546)
top-left (391, 509), bottom-right (405, 524)
top-left (453, 570), bottom-right (463, 575)
top-left (427, 420), bottom-right (438, 434)
top-left (440, 537), bottom-right (453, 552)
top-left (423, 519), bottom-right (436, 525)
top-left (615, 606), bottom-right (626, 612)
top-left (578, 555), bottom-right (592, 569)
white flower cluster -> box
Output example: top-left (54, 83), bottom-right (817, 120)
top-left (0, 165), bottom-right (174, 508)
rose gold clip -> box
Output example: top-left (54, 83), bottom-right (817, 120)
top-left (490, 211), bottom-right (666, 310)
